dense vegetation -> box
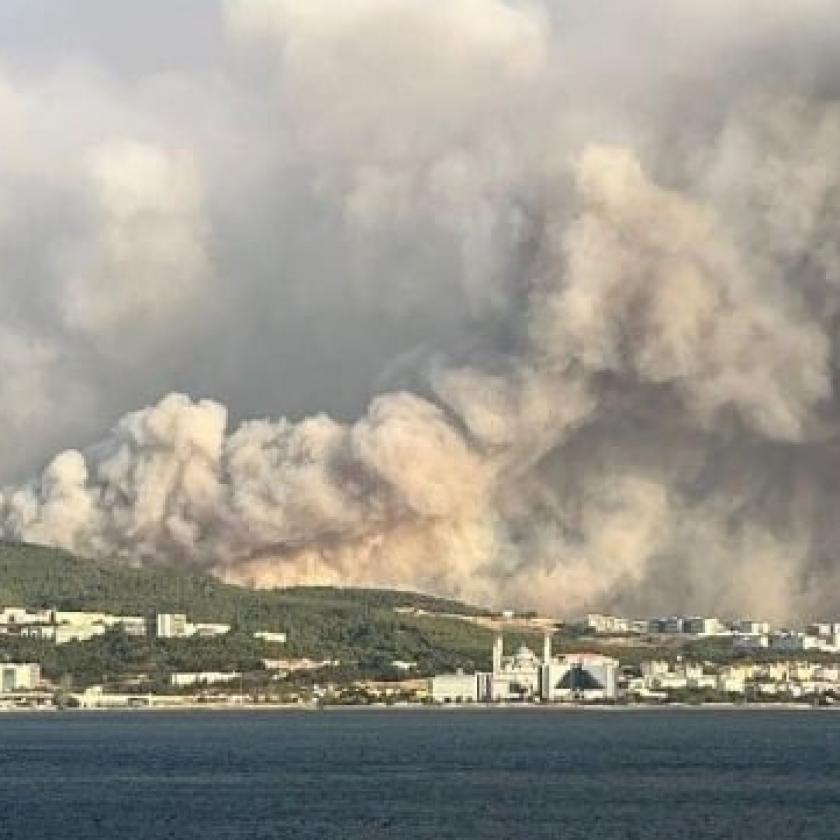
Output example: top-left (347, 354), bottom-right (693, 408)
top-left (0, 542), bottom-right (540, 688)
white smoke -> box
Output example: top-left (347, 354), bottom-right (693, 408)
top-left (3, 1), bottom-right (840, 619)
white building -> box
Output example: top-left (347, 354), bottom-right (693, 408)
top-left (430, 670), bottom-right (482, 703)
top-left (0, 607), bottom-right (51, 626)
top-left (102, 615), bottom-right (147, 637)
top-left (262, 658), bottom-right (338, 672)
top-left (170, 671), bottom-right (241, 688)
top-left (0, 663), bottom-right (41, 692)
top-left (771, 632), bottom-right (828, 652)
top-left (640, 660), bottom-right (671, 678)
top-left (253, 631), bottom-right (287, 644)
top-left (717, 674), bottom-right (746, 694)
top-left (55, 624), bottom-right (108, 645)
top-left (156, 614), bottom-right (189, 638)
top-left (733, 633), bottom-right (770, 650)
top-left (157, 614), bottom-right (230, 639)
top-left (807, 622), bottom-right (840, 638)
top-left (585, 614), bottom-right (629, 634)
top-left (683, 617), bottom-right (725, 636)
top-left (637, 660), bottom-right (717, 693)
top-left (737, 620), bottom-right (771, 635)
top-left (19, 625), bottom-right (56, 641)
top-left (430, 634), bottom-right (618, 704)
top-left (190, 623), bottom-right (231, 638)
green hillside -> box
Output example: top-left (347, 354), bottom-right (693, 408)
top-left (0, 542), bottom-right (541, 689)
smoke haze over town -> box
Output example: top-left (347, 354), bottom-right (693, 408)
top-left (3, 1), bottom-right (840, 620)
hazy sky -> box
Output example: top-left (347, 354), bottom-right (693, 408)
top-left (3, 2), bottom-right (840, 618)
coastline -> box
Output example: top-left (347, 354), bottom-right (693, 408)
top-left (2, 701), bottom-right (837, 714)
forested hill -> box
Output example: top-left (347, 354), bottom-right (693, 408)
top-left (0, 542), bottom-right (514, 673)
top-left (0, 542), bottom-right (488, 622)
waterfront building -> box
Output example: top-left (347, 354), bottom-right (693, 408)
top-left (430, 670), bottom-right (482, 703)
top-left (430, 634), bottom-right (618, 704)
top-left (640, 660), bottom-right (670, 678)
top-left (0, 662), bottom-right (41, 692)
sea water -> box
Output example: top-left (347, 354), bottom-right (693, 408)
top-left (1, 708), bottom-right (839, 839)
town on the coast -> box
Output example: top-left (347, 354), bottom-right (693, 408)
top-left (6, 601), bottom-right (840, 710)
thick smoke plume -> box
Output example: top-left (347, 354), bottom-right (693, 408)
top-left (3, 1), bottom-right (840, 619)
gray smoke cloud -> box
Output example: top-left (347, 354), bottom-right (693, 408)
top-left (3, 0), bottom-right (840, 620)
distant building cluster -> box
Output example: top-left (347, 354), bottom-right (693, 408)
top-left (1, 607), bottom-right (146, 645)
top-left (736, 624), bottom-right (840, 654)
top-left (156, 613), bottom-right (230, 639)
top-left (584, 612), bottom-right (735, 637)
top-left (627, 659), bottom-right (840, 701)
top-left (0, 606), bottom-right (286, 647)
top-left (584, 612), bottom-right (840, 655)
top-left (156, 613), bottom-right (286, 644)
top-left (431, 634), bottom-right (619, 704)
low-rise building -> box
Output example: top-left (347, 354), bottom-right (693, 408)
top-left (640, 660), bottom-right (670, 679)
top-left (0, 663), bottom-right (41, 691)
top-left (0, 607), bottom-right (52, 626)
top-left (262, 658), bottom-right (338, 672)
top-left (156, 613), bottom-right (189, 638)
top-left (430, 670), bottom-right (482, 704)
top-left (157, 614), bottom-right (230, 638)
top-left (771, 632), bottom-right (828, 652)
top-left (733, 633), bottom-right (769, 650)
top-left (190, 623), bottom-right (231, 638)
top-left (253, 631), bottom-right (287, 644)
top-left (585, 614), bottom-right (629, 634)
top-left (683, 617), bottom-right (725, 636)
top-left (717, 674), bottom-right (746, 694)
top-left (647, 617), bottom-right (685, 634)
top-left (170, 671), bottom-right (241, 688)
top-left (55, 623), bottom-right (108, 645)
top-left (737, 620), bottom-right (771, 635)
top-left (102, 615), bottom-right (147, 637)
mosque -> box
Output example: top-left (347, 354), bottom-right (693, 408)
top-left (430, 633), bottom-right (618, 704)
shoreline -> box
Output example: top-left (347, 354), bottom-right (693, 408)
top-left (2, 701), bottom-right (837, 714)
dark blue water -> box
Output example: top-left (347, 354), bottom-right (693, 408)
top-left (2, 708), bottom-right (840, 839)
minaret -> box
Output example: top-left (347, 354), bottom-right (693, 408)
top-left (541, 632), bottom-right (553, 701)
top-left (492, 633), bottom-right (503, 675)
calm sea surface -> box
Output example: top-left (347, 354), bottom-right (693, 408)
top-left (2, 708), bottom-right (840, 839)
